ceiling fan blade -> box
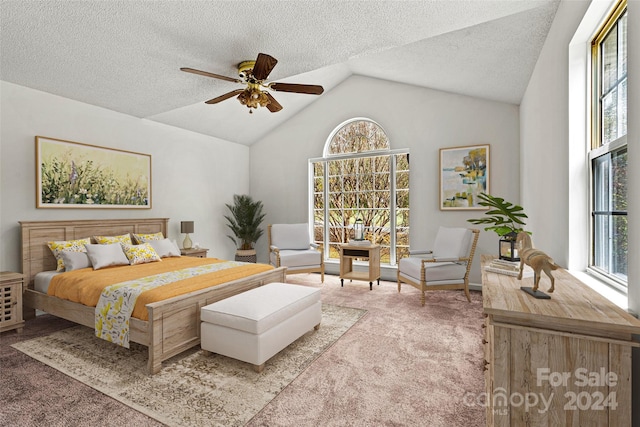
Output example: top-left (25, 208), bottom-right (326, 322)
top-left (204, 89), bottom-right (245, 104)
top-left (252, 53), bottom-right (278, 81)
top-left (265, 93), bottom-right (283, 112)
top-left (181, 67), bottom-right (241, 83)
top-left (270, 82), bottom-right (324, 95)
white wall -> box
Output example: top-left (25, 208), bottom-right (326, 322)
top-left (250, 75), bottom-right (521, 283)
top-left (520, 0), bottom-right (592, 268)
top-left (0, 81), bottom-right (250, 272)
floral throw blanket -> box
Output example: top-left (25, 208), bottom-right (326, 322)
top-left (95, 261), bottom-right (245, 348)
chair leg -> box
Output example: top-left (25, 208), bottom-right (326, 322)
top-left (464, 284), bottom-right (471, 302)
top-left (420, 290), bottom-right (426, 307)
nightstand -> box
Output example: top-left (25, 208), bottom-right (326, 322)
top-left (0, 271), bottom-right (25, 333)
top-left (180, 248), bottom-right (209, 258)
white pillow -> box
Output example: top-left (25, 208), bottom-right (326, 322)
top-left (85, 243), bottom-right (130, 270)
top-left (148, 238), bottom-right (181, 258)
top-left (60, 250), bottom-right (92, 271)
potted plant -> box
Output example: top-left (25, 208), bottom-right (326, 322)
top-left (224, 194), bottom-right (265, 263)
top-left (467, 193), bottom-right (529, 261)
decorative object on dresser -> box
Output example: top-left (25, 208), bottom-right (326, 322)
top-left (19, 218), bottom-right (287, 374)
top-left (516, 231), bottom-right (559, 297)
top-left (180, 220), bottom-right (194, 249)
top-left (481, 255), bottom-right (640, 426)
top-left (35, 136), bottom-right (151, 209)
top-left (483, 258), bottom-right (534, 278)
top-left (467, 192), bottom-right (529, 261)
top-left (439, 144), bottom-right (489, 210)
top-left (268, 223), bottom-right (324, 282)
top-left (0, 272), bottom-right (25, 333)
top-left (180, 247), bottom-right (208, 258)
top-left (224, 194), bottom-right (265, 263)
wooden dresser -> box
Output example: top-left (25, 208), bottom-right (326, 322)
top-left (481, 256), bottom-right (640, 426)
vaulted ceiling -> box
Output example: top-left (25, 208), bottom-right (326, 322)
top-left (1, 0), bottom-right (559, 145)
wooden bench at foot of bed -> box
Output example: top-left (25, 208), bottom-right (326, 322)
top-left (20, 218), bottom-right (287, 374)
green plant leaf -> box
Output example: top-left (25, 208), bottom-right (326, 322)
top-left (467, 193), bottom-right (529, 236)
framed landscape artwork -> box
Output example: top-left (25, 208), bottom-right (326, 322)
top-left (439, 144), bottom-right (490, 210)
top-left (36, 136), bottom-right (151, 209)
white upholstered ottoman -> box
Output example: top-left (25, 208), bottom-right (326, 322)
top-left (200, 282), bottom-right (322, 372)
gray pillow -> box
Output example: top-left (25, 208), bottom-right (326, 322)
top-left (60, 250), bottom-right (92, 271)
top-left (85, 243), bottom-right (130, 270)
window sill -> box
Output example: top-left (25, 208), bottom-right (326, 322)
top-left (567, 269), bottom-right (628, 311)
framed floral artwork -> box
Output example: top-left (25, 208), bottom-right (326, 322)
top-left (439, 144), bottom-right (489, 210)
top-left (36, 136), bottom-right (151, 209)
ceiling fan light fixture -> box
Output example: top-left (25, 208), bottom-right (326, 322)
top-left (237, 86), bottom-right (269, 113)
top-left (181, 52), bottom-right (323, 113)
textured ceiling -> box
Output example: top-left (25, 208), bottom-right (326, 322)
top-left (0, 0), bottom-right (559, 145)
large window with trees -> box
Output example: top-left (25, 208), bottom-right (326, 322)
top-left (589, 0), bottom-right (627, 289)
top-left (309, 118), bottom-right (409, 266)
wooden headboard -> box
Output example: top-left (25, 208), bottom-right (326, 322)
top-left (20, 218), bottom-right (169, 287)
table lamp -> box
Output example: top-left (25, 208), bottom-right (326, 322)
top-left (181, 221), bottom-right (194, 249)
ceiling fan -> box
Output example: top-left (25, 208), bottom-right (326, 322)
top-left (181, 53), bottom-right (324, 113)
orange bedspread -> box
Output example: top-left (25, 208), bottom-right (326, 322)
top-left (47, 257), bottom-right (274, 320)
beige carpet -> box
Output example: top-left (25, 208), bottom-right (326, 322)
top-left (12, 303), bottom-right (366, 427)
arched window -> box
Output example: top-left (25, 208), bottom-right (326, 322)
top-left (309, 118), bottom-right (409, 266)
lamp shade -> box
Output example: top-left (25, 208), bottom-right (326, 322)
top-left (181, 221), bottom-right (194, 234)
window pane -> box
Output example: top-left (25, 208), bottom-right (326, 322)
top-left (612, 148), bottom-right (627, 212)
top-left (618, 78), bottom-right (627, 138)
top-left (592, 214), bottom-right (627, 281)
top-left (313, 162), bottom-right (324, 177)
top-left (592, 154), bottom-right (610, 211)
top-left (619, 12), bottom-right (627, 78)
top-left (591, 148), bottom-right (627, 285)
top-left (602, 89), bottom-right (617, 145)
top-left (601, 28), bottom-right (618, 92)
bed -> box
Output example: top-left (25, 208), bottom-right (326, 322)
top-left (20, 218), bottom-right (287, 374)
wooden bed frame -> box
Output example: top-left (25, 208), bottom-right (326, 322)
top-left (20, 218), bottom-right (287, 374)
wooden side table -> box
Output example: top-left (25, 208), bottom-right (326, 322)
top-left (0, 271), bottom-right (25, 333)
top-left (180, 248), bottom-right (209, 258)
top-left (339, 243), bottom-right (381, 290)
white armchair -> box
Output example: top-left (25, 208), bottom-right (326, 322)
top-left (397, 226), bottom-right (479, 306)
top-left (268, 223), bottom-right (324, 282)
